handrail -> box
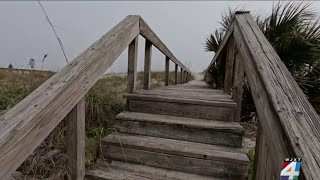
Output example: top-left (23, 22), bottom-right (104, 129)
top-left (205, 12), bottom-right (320, 179)
top-left (139, 18), bottom-right (191, 73)
top-left (0, 15), bottom-right (191, 179)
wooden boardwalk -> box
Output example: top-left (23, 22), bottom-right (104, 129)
top-left (1, 12), bottom-right (320, 180)
top-left (86, 80), bottom-right (249, 180)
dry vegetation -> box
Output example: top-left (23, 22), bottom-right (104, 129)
top-left (0, 69), bottom-right (180, 179)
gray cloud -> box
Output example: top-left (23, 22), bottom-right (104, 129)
top-left (0, 1), bottom-right (319, 73)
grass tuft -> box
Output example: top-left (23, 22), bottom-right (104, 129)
top-left (0, 70), bottom-right (188, 179)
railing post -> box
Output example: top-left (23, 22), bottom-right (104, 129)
top-left (66, 97), bottom-right (85, 180)
top-left (180, 67), bottom-right (183, 84)
top-left (127, 36), bottom-right (138, 93)
top-left (184, 71), bottom-right (187, 83)
top-left (144, 39), bottom-right (152, 90)
top-left (165, 56), bottom-right (170, 86)
top-left (224, 37), bottom-right (236, 95)
top-left (174, 64), bottom-right (178, 85)
top-left (232, 50), bottom-right (245, 122)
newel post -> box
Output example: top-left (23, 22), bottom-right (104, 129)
top-left (144, 39), bottom-right (152, 90)
top-left (165, 56), bottom-right (170, 86)
top-left (66, 97), bottom-right (85, 180)
top-left (127, 36), bottom-right (138, 93)
top-left (174, 64), bottom-right (178, 84)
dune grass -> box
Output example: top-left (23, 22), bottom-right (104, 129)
top-left (0, 70), bottom-right (183, 179)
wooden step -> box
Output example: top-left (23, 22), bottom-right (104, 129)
top-left (115, 111), bottom-right (244, 147)
top-left (102, 133), bottom-right (249, 179)
top-left (86, 159), bottom-right (222, 180)
top-left (124, 93), bottom-right (236, 121)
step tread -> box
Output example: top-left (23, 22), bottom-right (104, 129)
top-left (116, 111), bottom-right (244, 134)
top-left (123, 93), bottom-right (236, 108)
top-left (102, 133), bottom-right (249, 165)
top-left (86, 159), bottom-right (223, 180)
top-left (135, 90), bottom-right (233, 102)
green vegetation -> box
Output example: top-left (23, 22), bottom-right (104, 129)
top-left (0, 69), bottom-right (182, 179)
top-left (247, 148), bottom-right (255, 180)
top-left (205, 2), bottom-right (320, 179)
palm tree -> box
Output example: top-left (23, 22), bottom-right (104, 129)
top-left (205, 2), bottom-right (320, 113)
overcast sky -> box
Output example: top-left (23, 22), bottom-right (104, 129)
top-left (1, 1), bottom-right (319, 73)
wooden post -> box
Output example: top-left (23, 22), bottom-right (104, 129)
top-left (186, 72), bottom-right (188, 82)
top-left (174, 64), bottom-right (178, 85)
top-left (184, 71), bottom-right (187, 83)
top-left (144, 39), bottom-right (152, 90)
top-left (67, 97), bottom-right (85, 180)
top-left (127, 36), bottom-right (138, 93)
top-left (224, 37), bottom-right (236, 95)
top-left (232, 50), bottom-right (245, 122)
top-left (180, 67), bottom-right (183, 84)
top-left (165, 56), bottom-right (170, 86)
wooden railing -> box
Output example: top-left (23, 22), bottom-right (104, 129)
top-left (205, 12), bottom-right (320, 180)
top-left (0, 15), bottom-right (191, 179)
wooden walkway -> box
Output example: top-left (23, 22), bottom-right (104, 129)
top-left (86, 80), bottom-right (249, 180)
top-left (2, 12), bottom-right (320, 180)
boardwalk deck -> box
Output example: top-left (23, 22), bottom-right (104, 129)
top-left (86, 80), bottom-right (249, 180)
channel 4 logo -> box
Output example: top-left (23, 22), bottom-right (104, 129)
top-left (280, 158), bottom-right (301, 180)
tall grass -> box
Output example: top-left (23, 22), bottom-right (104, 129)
top-left (0, 70), bottom-right (187, 179)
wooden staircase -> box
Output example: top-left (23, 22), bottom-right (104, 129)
top-left (86, 80), bottom-right (249, 180)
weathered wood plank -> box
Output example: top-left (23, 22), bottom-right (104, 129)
top-left (116, 111), bottom-right (244, 133)
top-left (127, 99), bottom-right (235, 121)
top-left (66, 97), bottom-right (85, 180)
top-left (103, 145), bottom-right (247, 179)
top-left (134, 90), bottom-right (233, 102)
top-left (124, 93), bottom-right (237, 108)
top-left (174, 64), bottom-right (178, 84)
top-left (165, 56), bottom-right (169, 86)
top-left (143, 39), bottom-right (152, 90)
top-left (139, 18), bottom-right (191, 74)
top-left (0, 15), bottom-right (140, 179)
top-left (103, 133), bottom-right (248, 164)
top-left (115, 112), bottom-right (244, 147)
top-left (223, 37), bottom-right (236, 95)
top-left (234, 12), bottom-right (320, 179)
top-left (86, 159), bottom-right (216, 180)
top-left (232, 50), bottom-right (245, 122)
top-left (127, 36), bottom-right (139, 93)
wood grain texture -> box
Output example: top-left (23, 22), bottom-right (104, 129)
top-left (232, 51), bottom-right (245, 122)
top-left (116, 112), bottom-right (244, 133)
top-left (115, 112), bottom-right (244, 147)
top-left (143, 39), bottom-right (152, 90)
top-left (127, 36), bottom-right (139, 93)
top-left (67, 97), bottom-right (85, 180)
top-left (128, 99), bottom-right (234, 121)
top-left (124, 93), bottom-right (236, 108)
top-left (234, 13), bottom-right (320, 179)
top-left (165, 56), bottom-right (169, 86)
top-left (103, 145), bottom-right (247, 179)
top-left (174, 64), bottom-right (178, 84)
top-left (86, 159), bottom-right (218, 180)
top-left (0, 15), bottom-right (140, 179)
top-left (134, 91), bottom-right (233, 102)
top-left (103, 133), bottom-right (248, 165)
top-left (223, 37), bottom-right (236, 95)
top-left (139, 18), bottom-right (191, 74)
